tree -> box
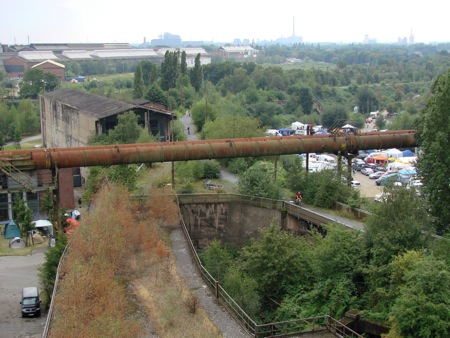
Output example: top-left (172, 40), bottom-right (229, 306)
top-left (240, 223), bottom-right (307, 308)
top-left (356, 86), bottom-right (378, 114)
top-left (139, 60), bottom-right (157, 87)
top-left (287, 85), bottom-right (313, 114)
top-left (161, 51), bottom-right (179, 91)
top-left (180, 51), bottom-right (187, 76)
top-left (190, 53), bottom-right (203, 92)
top-left (107, 111), bottom-right (143, 144)
top-left (238, 161), bottom-right (284, 199)
top-left (132, 63), bottom-right (145, 99)
top-left (200, 240), bottom-right (234, 284)
top-left (145, 84), bottom-right (167, 106)
top-left (375, 114), bottom-right (386, 130)
top-left (387, 252), bottom-right (450, 338)
top-left (12, 193), bottom-right (33, 235)
top-left (416, 69), bottom-right (450, 235)
top-left (19, 68), bottom-right (58, 99)
top-left (321, 104), bottom-right (349, 129)
top-left (202, 115), bottom-right (262, 139)
top-left (17, 99), bottom-right (40, 134)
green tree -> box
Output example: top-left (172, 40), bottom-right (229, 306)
top-left (108, 111), bottom-right (143, 144)
top-left (145, 84), bottom-right (167, 106)
top-left (39, 232), bottom-right (67, 305)
top-left (388, 252), bottom-right (450, 338)
top-left (321, 104), bottom-right (349, 129)
top-left (200, 240), bottom-right (234, 284)
top-left (161, 51), bottom-right (179, 91)
top-left (16, 99), bottom-right (40, 134)
top-left (191, 100), bottom-right (217, 133)
top-left (240, 223), bottom-right (307, 308)
top-left (223, 265), bottom-right (261, 319)
top-left (416, 70), bottom-right (450, 235)
top-left (140, 60), bottom-right (157, 87)
top-left (356, 86), bottom-right (378, 114)
top-left (19, 68), bottom-right (58, 99)
top-left (108, 165), bottom-right (139, 192)
top-left (190, 53), bottom-right (203, 92)
top-left (238, 161), bottom-right (284, 199)
top-left (180, 51), bottom-right (187, 76)
top-left (13, 193), bottom-right (33, 235)
top-left (202, 115), bottom-right (262, 139)
top-left (133, 63), bottom-right (145, 99)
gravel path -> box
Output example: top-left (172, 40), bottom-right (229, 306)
top-left (170, 229), bottom-right (250, 338)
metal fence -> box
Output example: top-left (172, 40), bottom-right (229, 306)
top-left (175, 195), bottom-right (363, 338)
top-left (41, 245), bottom-right (69, 338)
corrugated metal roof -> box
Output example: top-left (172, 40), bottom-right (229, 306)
top-left (220, 46), bottom-right (257, 52)
top-left (18, 51), bottom-right (58, 60)
top-left (62, 50), bottom-right (93, 59)
top-left (41, 88), bottom-right (135, 119)
top-left (155, 47), bottom-right (208, 56)
top-left (90, 49), bottom-right (158, 58)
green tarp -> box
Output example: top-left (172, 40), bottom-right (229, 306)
top-left (4, 220), bottom-right (22, 239)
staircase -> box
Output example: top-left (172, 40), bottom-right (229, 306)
top-left (0, 159), bottom-right (35, 191)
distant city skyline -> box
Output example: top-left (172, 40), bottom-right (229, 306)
top-left (1, 0), bottom-right (448, 45)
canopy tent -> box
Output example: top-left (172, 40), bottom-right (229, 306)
top-left (291, 121), bottom-right (305, 130)
top-left (373, 155), bottom-right (388, 162)
top-left (4, 220), bottom-right (21, 239)
top-left (32, 220), bottom-right (54, 236)
top-left (341, 124), bottom-right (356, 129)
top-left (386, 148), bottom-right (403, 159)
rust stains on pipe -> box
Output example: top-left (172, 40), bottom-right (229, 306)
top-left (0, 131), bottom-right (417, 170)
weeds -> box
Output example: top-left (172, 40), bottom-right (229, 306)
top-left (49, 183), bottom-right (221, 337)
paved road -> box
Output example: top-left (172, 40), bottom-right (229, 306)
top-left (5, 135), bottom-right (42, 147)
top-left (0, 247), bottom-right (48, 338)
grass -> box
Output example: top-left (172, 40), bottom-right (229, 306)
top-left (3, 135), bottom-right (42, 151)
top-left (0, 236), bottom-right (48, 256)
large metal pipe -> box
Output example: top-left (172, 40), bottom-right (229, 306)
top-left (0, 131), bottom-right (417, 170)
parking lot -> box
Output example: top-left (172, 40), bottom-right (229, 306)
top-left (0, 247), bottom-right (47, 338)
top-left (352, 170), bottom-right (384, 199)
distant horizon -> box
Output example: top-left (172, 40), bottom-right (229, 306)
top-left (1, 0), bottom-right (448, 46)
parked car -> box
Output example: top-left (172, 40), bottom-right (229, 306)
top-left (352, 158), bottom-right (365, 167)
top-left (375, 173), bottom-right (398, 186)
top-left (20, 287), bottom-right (41, 317)
top-left (351, 180), bottom-right (361, 188)
top-left (369, 171), bottom-right (385, 179)
top-left (361, 168), bottom-right (374, 176)
top-left (203, 180), bottom-right (223, 190)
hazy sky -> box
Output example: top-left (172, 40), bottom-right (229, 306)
top-left (1, 0), bottom-right (448, 45)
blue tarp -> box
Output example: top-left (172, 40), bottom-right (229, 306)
top-left (402, 149), bottom-right (414, 157)
top-left (399, 168), bottom-right (417, 176)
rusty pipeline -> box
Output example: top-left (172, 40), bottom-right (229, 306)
top-left (0, 130), bottom-right (417, 170)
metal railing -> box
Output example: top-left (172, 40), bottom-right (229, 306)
top-left (175, 195), bottom-right (363, 338)
top-left (41, 245), bottom-right (69, 338)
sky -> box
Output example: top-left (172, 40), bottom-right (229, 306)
top-left (1, 0), bottom-right (448, 45)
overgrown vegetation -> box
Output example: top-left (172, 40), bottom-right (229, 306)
top-left (200, 187), bottom-right (450, 335)
top-left (49, 184), bottom-right (222, 337)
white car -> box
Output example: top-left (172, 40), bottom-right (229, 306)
top-left (351, 180), bottom-right (361, 188)
top-left (361, 168), bottom-right (374, 176)
top-left (369, 171), bottom-right (385, 179)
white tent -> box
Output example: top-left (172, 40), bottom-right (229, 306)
top-left (342, 124), bottom-right (356, 129)
top-left (291, 121), bottom-right (305, 130)
top-left (32, 220), bottom-right (54, 236)
top-left (386, 148), bottom-right (403, 159)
